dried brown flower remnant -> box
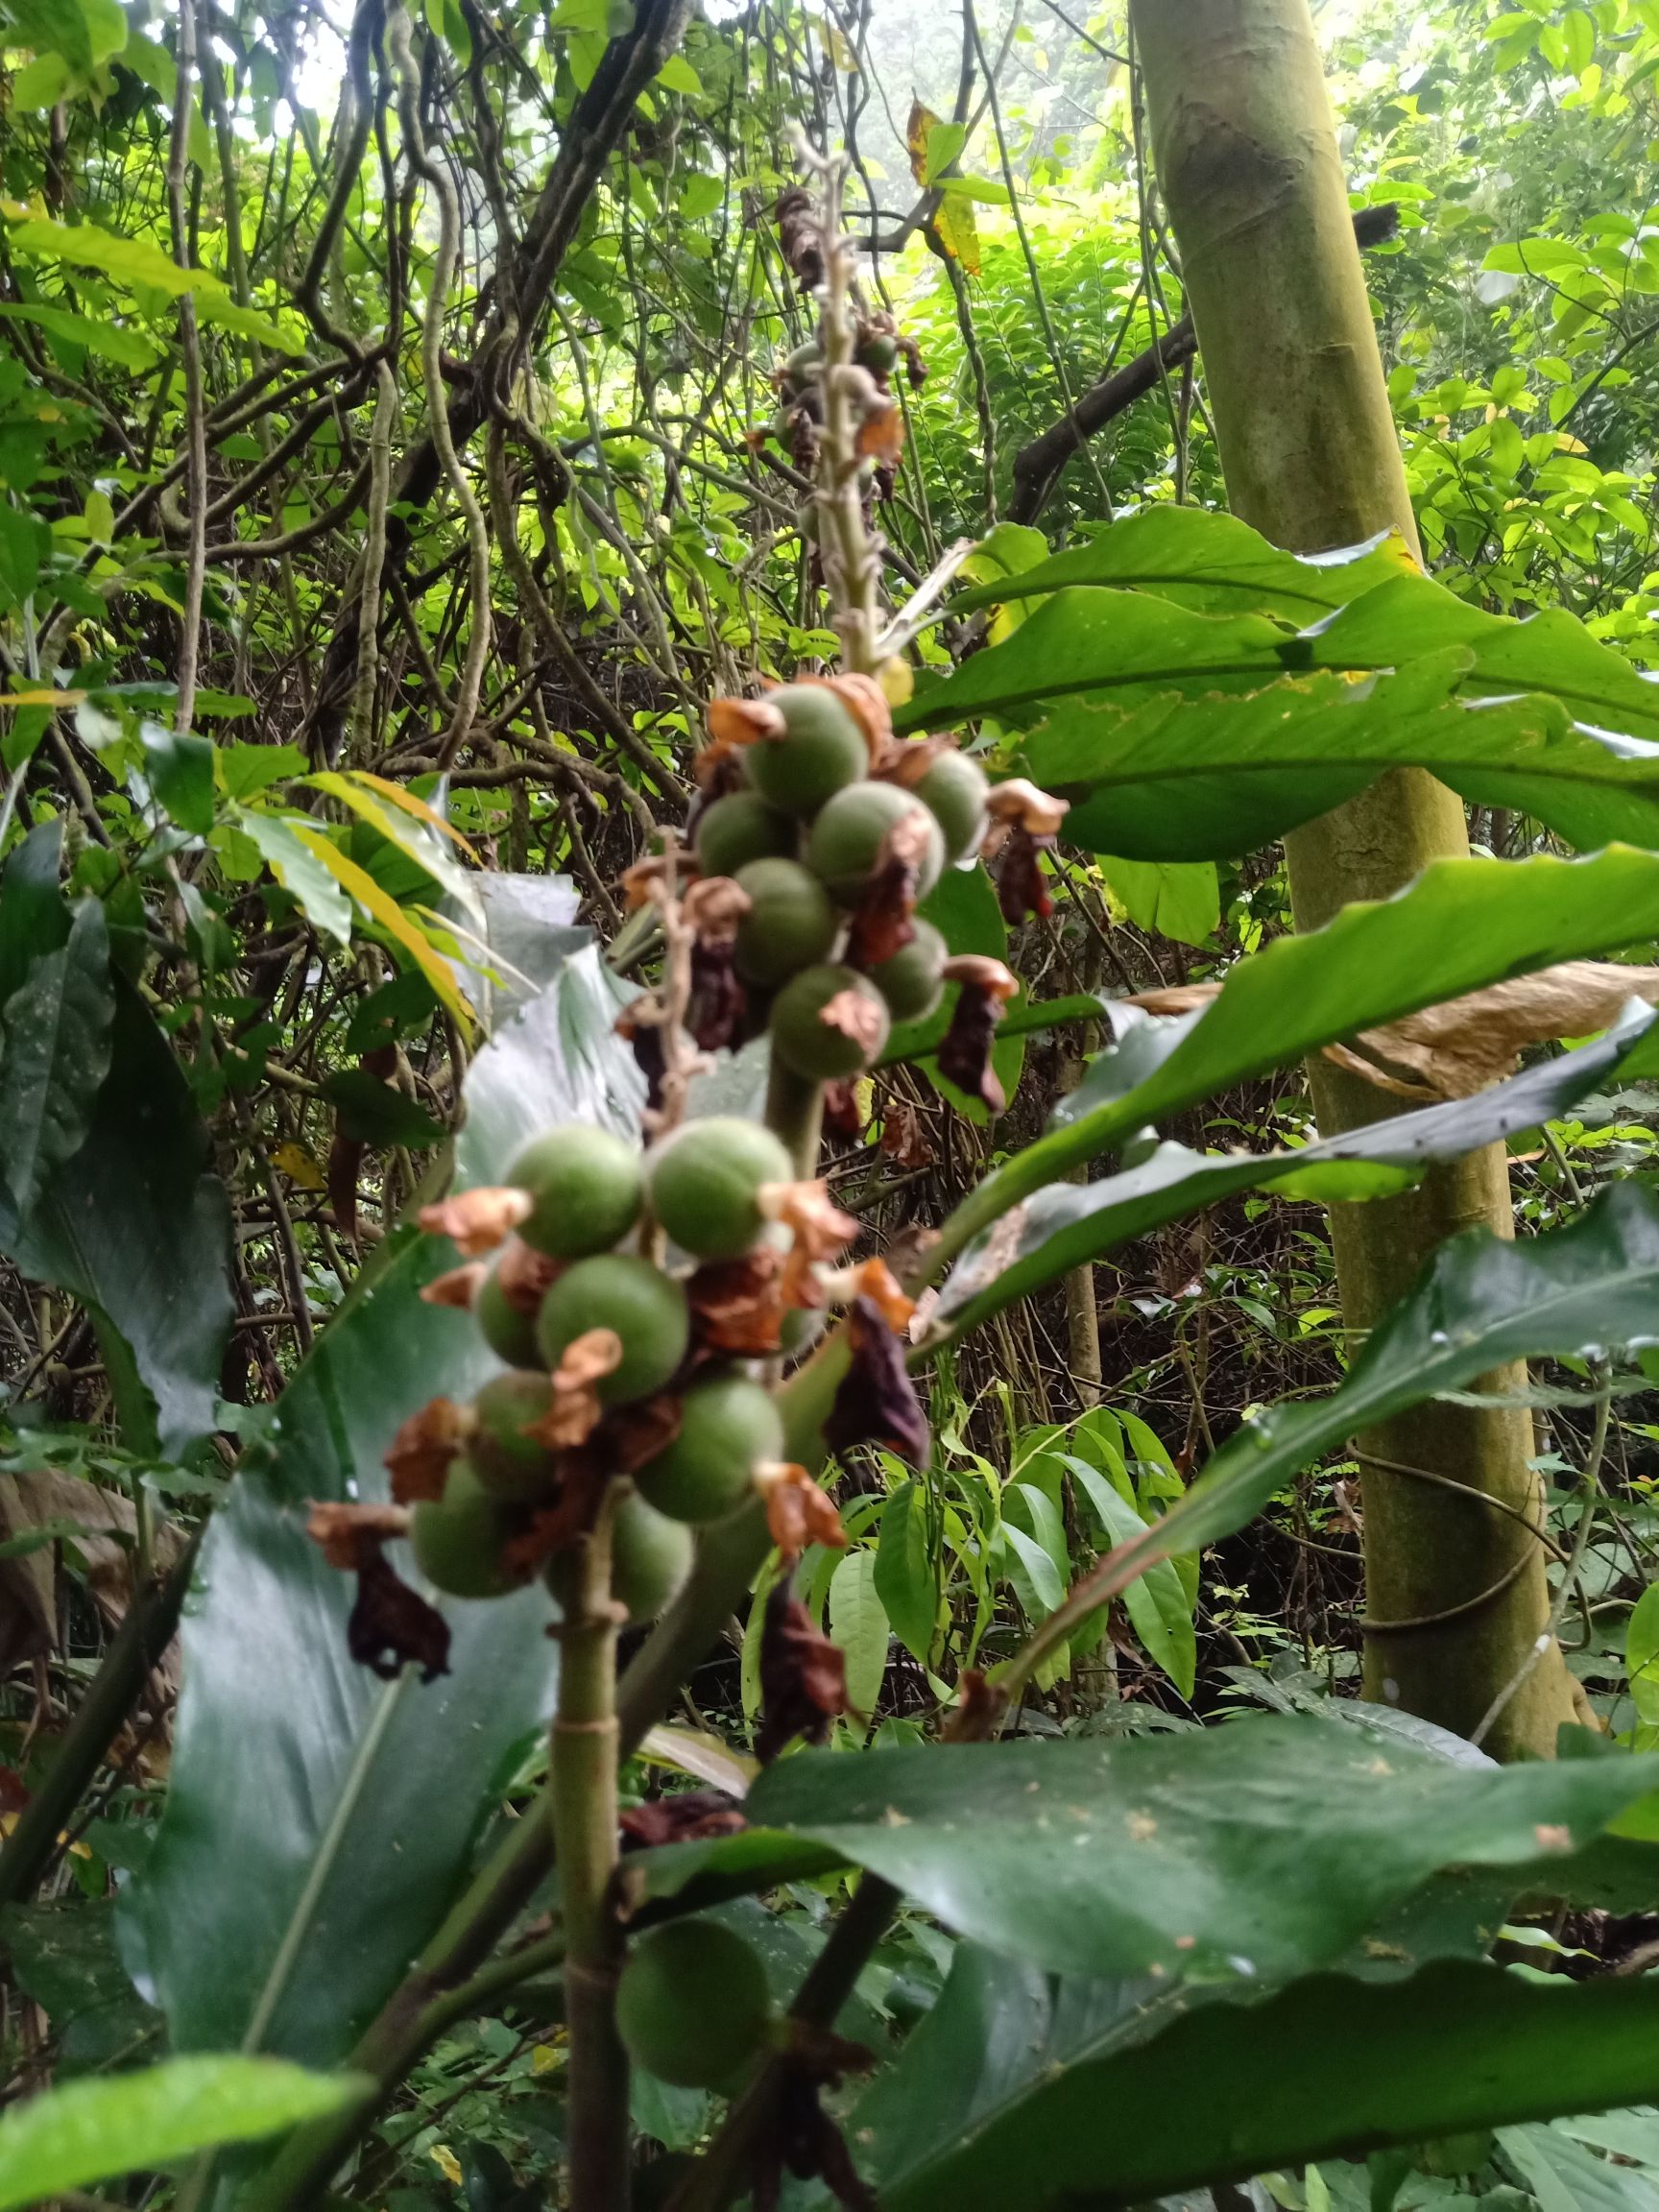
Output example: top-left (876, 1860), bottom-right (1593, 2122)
top-left (418, 1186), bottom-right (534, 1258)
top-left (496, 1236), bottom-right (560, 1315)
top-left (995, 825), bottom-right (1053, 924)
top-left (687, 1246), bottom-right (787, 1357)
top-left (776, 183), bottom-right (826, 291)
top-left (761, 1178), bottom-right (859, 1310)
top-left (792, 671), bottom-right (891, 757)
top-left (384, 1396), bottom-right (470, 1504)
top-left (855, 394), bottom-right (904, 467)
top-left (619, 1791), bottom-right (748, 1849)
top-left (825, 1295), bottom-right (930, 1466)
top-left (420, 1262), bottom-right (487, 1310)
top-left (707, 694), bottom-right (787, 750)
top-left (821, 1078), bottom-right (870, 1141)
top-left (845, 805), bottom-right (933, 969)
top-left (879, 1096), bottom-right (934, 1170)
top-left (937, 955), bottom-right (1019, 1115)
top-left (525, 1328), bottom-right (623, 1452)
top-left (614, 997), bottom-right (667, 1114)
top-left (752, 2039), bottom-right (878, 2212)
top-left (757, 1580), bottom-right (847, 1763)
top-left (823, 1256), bottom-right (916, 1336)
top-left (306, 1504), bottom-right (449, 1685)
top-left (306, 1499), bottom-right (412, 1568)
top-left (984, 778), bottom-right (1070, 839)
top-left (603, 1392), bottom-right (684, 1476)
top-left (871, 733), bottom-right (953, 788)
top-left (757, 1460), bottom-right (848, 1560)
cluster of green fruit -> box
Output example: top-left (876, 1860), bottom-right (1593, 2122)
top-left (415, 1113), bottom-right (802, 1618)
top-left (699, 680), bottom-right (989, 1076)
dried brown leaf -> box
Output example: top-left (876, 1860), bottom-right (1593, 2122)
top-left (757, 1580), bottom-right (848, 1762)
top-left (825, 1295), bottom-right (929, 1465)
top-left (420, 1262), bottom-right (487, 1310)
top-left (383, 1395), bottom-right (471, 1505)
top-left (688, 1246), bottom-right (787, 1356)
top-left (758, 1460), bottom-right (848, 1558)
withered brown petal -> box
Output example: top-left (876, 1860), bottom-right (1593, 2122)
top-left (937, 981), bottom-right (1010, 1116)
top-left (306, 1499), bottom-right (412, 1569)
top-left (619, 1791), bottom-right (747, 1849)
top-left (757, 1580), bottom-right (848, 1764)
top-left (686, 939), bottom-right (748, 1054)
top-left (383, 1396), bottom-right (470, 1505)
top-left (688, 1247), bottom-right (787, 1357)
top-left (995, 825), bottom-right (1054, 924)
top-left (825, 1296), bottom-right (930, 1467)
top-left (496, 1237), bottom-right (561, 1314)
top-left (421, 1261), bottom-right (488, 1310)
top-left (602, 1392), bottom-right (684, 1475)
top-left (349, 1542), bottom-right (450, 1683)
top-left (418, 1186), bottom-right (534, 1258)
top-left (821, 1078), bottom-right (868, 1141)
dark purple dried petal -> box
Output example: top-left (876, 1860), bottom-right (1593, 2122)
top-left (349, 1542), bottom-right (450, 1683)
top-left (936, 984), bottom-right (1008, 1115)
top-left (757, 1579), bottom-right (847, 1763)
top-left (825, 1295), bottom-right (929, 1466)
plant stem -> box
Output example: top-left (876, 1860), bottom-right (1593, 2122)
top-left (0, 1528), bottom-right (201, 1912)
top-left (551, 1497), bottom-right (631, 2212)
top-left (763, 1055), bottom-right (824, 1179)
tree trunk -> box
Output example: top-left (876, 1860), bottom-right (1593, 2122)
top-left (1128, 0), bottom-right (1579, 1759)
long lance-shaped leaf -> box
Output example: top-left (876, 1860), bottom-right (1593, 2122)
top-left (901, 564), bottom-right (1659, 741)
top-left (948, 503), bottom-right (1416, 621)
top-left (633, 1715), bottom-right (1659, 1988)
top-left (1001, 1178), bottom-right (1659, 1689)
top-left (834, 1957), bottom-right (1659, 2212)
top-left (934, 1006), bottom-right (1659, 1337)
top-left (1017, 656), bottom-right (1659, 861)
top-left (926, 846), bottom-right (1659, 1276)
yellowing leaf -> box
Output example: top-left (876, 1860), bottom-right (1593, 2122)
top-left (906, 99), bottom-right (982, 273)
top-left (530, 2043), bottom-right (565, 2076)
top-left (347, 772), bottom-right (477, 854)
top-left (3, 689), bottom-right (84, 709)
top-left (429, 2145), bottom-right (463, 2186)
top-left (284, 822), bottom-right (474, 1030)
top-left (303, 772), bottom-right (479, 914)
top-left (272, 1142), bottom-right (325, 1191)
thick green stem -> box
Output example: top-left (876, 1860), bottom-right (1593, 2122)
top-left (763, 1056), bottom-right (824, 1180)
top-left (0, 1529), bottom-right (201, 1912)
top-left (1128, 0), bottom-right (1577, 1758)
top-left (551, 1503), bottom-right (631, 2212)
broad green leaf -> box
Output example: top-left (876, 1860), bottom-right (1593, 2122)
top-left (141, 724), bottom-right (215, 833)
top-left (1065, 1459), bottom-right (1194, 1697)
top-left (906, 563), bottom-right (1659, 752)
top-left (950, 506), bottom-right (1416, 620)
top-left (1498, 2124), bottom-right (1659, 2212)
top-left (1, 1895), bottom-right (160, 2074)
top-left (923, 121), bottom-right (968, 183)
top-left (1626, 1584), bottom-right (1659, 1748)
top-left (0, 303), bottom-right (159, 371)
top-left (0, 834), bottom-right (230, 1457)
top-left (236, 810), bottom-right (352, 945)
top-left (7, 213), bottom-right (226, 300)
top-left (0, 899), bottom-right (112, 1213)
top-left (828, 1548), bottom-right (889, 1719)
top-left (1096, 855), bottom-right (1219, 945)
top-left (875, 1482), bottom-right (935, 1666)
top-left (0, 2056), bottom-right (364, 2211)
top-left (937, 1007), bottom-right (1659, 1338)
top-left (1021, 658), bottom-right (1659, 861)
top-left (894, 589), bottom-right (1289, 732)
top-left (1039, 1178), bottom-right (1659, 1658)
top-left (643, 1718), bottom-right (1659, 1984)
top-left (320, 1067), bottom-right (445, 1148)
top-left (0, 505), bottom-right (48, 608)
top-left (936, 847), bottom-right (1659, 1264)
top-left (834, 1957), bottom-right (1659, 2212)
top-left (126, 932), bottom-right (637, 2069)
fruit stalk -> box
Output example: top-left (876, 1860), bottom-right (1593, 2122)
top-left (550, 1493), bottom-right (632, 2212)
top-left (810, 156), bottom-right (881, 677)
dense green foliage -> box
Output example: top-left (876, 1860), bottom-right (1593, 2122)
top-left (13, 2), bottom-right (1659, 2210)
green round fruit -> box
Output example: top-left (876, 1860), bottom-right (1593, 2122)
top-left (469, 1370), bottom-right (559, 1502)
top-left (476, 1262), bottom-right (540, 1368)
top-left (411, 1458), bottom-right (523, 1599)
top-left (781, 340), bottom-right (823, 382)
top-left (615, 1920), bottom-right (773, 2090)
top-left (635, 1370), bottom-right (783, 1524)
top-left (805, 780), bottom-right (945, 904)
top-left (647, 1118), bottom-right (794, 1260)
top-left (856, 331), bottom-right (900, 375)
top-left (536, 1254), bottom-right (689, 1404)
top-left (507, 1124), bottom-right (642, 1261)
top-left (611, 1491), bottom-right (695, 1624)
top-left (770, 963), bottom-right (891, 1081)
top-left (868, 919), bottom-right (947, 1022)
top-left (743, 685), bottom-right (868, 817)
top-left (914, 748), bottom-right (990, 864)
top-left (733, 857), bottom-right (838, 988)
top-left (695, 791), bottom-right (797, 880)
